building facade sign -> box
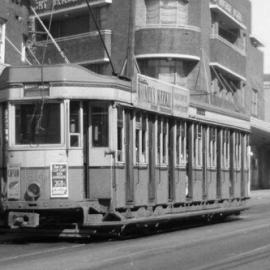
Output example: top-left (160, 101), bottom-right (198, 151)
top-left (136, 74), bottom-right (189, 118)
top-left (31, 0), bottom-right (106, 13)
top-left (210, 0), bottom-right (243, 23)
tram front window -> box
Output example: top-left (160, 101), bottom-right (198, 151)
top-left (15, 103), bottom-right (61, 145)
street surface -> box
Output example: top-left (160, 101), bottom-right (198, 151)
top-left (0, 190), bottom-right (270, 270)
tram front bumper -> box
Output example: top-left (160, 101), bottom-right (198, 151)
top-left (8, 211), bottom-right (39, 228)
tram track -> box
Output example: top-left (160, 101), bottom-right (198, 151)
top-left (191, 243), bottom-right (270, 270)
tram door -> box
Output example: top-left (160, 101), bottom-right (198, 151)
top-left (83, 102), bottom-right (90, 199)
top-left (125, 110), bottom-right (134, 204)
top-left (0, 104), bottom-right (6, 199)
top-left (148, 114), bottom-right (156, 202)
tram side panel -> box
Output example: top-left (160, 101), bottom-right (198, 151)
top-left (133, 112), bottom-right (152, 207)
top-left (174, 121), bottom-right (188, 203)
top-left (205, 127), bottom-right (218, 201)
top-left (190, 123), bottom-right (203, 202)
top-left (220, 129), bottom-right (231, 200)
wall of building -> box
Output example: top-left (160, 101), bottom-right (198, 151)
top-left (1, 0), bottom-right (29, 66)
top-left (264, 75), bottom-right (270, 122)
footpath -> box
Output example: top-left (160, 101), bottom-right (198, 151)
top-left (248, 189), bottom-right (270, 206)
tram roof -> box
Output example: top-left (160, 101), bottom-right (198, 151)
top-left (0, 64), bottom-right (132, 90)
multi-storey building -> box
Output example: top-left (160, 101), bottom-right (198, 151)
top-left (23, 0), bottom-right (265, 189)
top-left (0, 0), bottom-right (30, 69)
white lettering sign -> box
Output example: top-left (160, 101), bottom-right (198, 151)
top-left (50, 163), bottom-right (68, 198)
top-left (211, 0), bottom-right (243, 22)
top-left (136, 74), bottom-right (189, 117)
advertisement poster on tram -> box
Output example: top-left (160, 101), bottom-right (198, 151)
top-left (50, 163), bottom-right (68, 198)
top-left (7, 164), bottom-right (21, 200)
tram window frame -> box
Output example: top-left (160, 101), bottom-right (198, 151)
top-left (207, 127), bottom-right (217, 169)
top-left (91, 104), bottom-right (109, 147)
top-left (221, 129), bottom-right (230, 170)
top-left (156, 117), bottom-right (168, 166)
top-left (234, 132), bottom-right (242, 170)
top-left (13, 101), bottom-right (62, 146)
top-left (193, 124), bottom-right (203, 168)
top-left (134, 112), bottom-right (148, 165)
top-left (176, 121), bottom-right (187, 167)
top-left (69, 101), bottom-right (82, 148)
top-left (117, 107), bottom-right (125, 163)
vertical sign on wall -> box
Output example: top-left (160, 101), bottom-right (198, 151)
top-left (7, 164), bottom-right (21, 200)
top-left (50, 163), bottom-right (68, 198)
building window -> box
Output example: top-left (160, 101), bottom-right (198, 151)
top-left (138, 59), bottom-right (195, 87)
top-left (157, 117), bottom-right (168, 165)
top-left (207, 127), bottom-right (217, 168)
top-left (91, 104), bottom-right (108, 147)
top-left (15, 102), bottom-right (61, 145)
top-left (117, 107), bottom-right (124, 162)
top-left (251, 89), bottom-right (258, 116)
top-left (193, 124), bottom-right (202, 168)
top-left (69, 101), bottom-right (81, 147)
top-left (0, 23), bottom-right (6, 64)
top-left (146, 0), bottom-right (188, 25)
top-left (176, 121), bottom-right (186, 166)
top-left (135, 112), bottom-right (147, 164)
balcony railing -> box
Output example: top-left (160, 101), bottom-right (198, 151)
top-left (136, 24), bottom-right (201, 32)
top-left (32, 30), bottom-right (111, 65)
top-left (210, 34), bottom-right (246, 56)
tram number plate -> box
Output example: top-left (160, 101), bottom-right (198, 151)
top-left (8, 212), bottom-right (39, 228)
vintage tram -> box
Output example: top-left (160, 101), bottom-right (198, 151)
top-left (0, 64), bottom-right (249, 236)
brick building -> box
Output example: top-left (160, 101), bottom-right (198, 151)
top-left (13, 0), bottom-right (266, 189)
top-left (0, 0), bottom-right (30, 69)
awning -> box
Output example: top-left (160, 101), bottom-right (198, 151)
top-left (210, 3), bottom-right (247, 30)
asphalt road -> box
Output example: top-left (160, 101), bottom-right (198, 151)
top-left (0, 193), bottom-right (270, 270)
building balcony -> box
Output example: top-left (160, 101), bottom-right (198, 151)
top-left (210, 35), bottom-right (246, 79)
top-left (32, 30), bottom-right (111, 65)
top-left (135, 26), bottom-right (201, 60)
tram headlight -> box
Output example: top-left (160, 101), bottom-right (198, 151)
top-left (26, 183), bottom-right (41, 200)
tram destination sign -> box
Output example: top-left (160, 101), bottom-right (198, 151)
top-left (136, 74), bottom-right (189, 118)
top-left (50, 163), bottom-right (68, 198)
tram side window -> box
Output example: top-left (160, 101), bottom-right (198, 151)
top-left (69, 101), bottom-right (81, 147)
top-left (117, 107), bottom-right (124, 162)
top-left (176, 121), bottom-right (186, 166)
top-left (207, 127), bottom-right (217, 168)
top-left (91, 105), bottom-right (108, 147)
top-left (193, 124), bottom-right (202, 167)
top-left (222, 129), bottom-right (230, 169)
top-left (135, 112), bottom-right (147, 164)
top-left (235, 132), bottom-right (242, 170)
top-left (15, 103), bottom-right (60, 145)
top-left (157, 117), bottom-right (168, 165)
